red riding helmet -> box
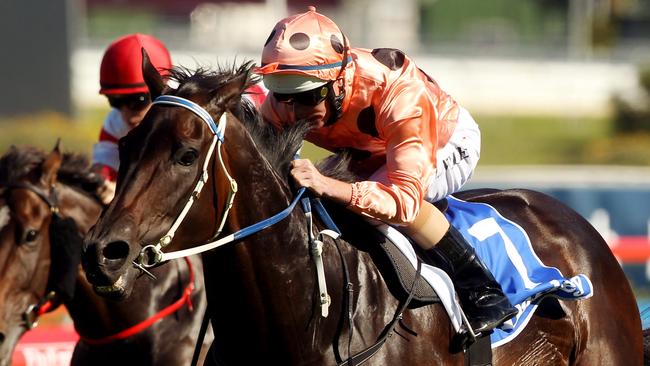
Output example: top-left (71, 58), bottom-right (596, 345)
top-left (99, 33), bottom-right (172, 95)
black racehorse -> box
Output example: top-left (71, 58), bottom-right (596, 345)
top-left (0, 145), bottom-right (209, 366)
top-left (82, 55), bottom-right (643, 365)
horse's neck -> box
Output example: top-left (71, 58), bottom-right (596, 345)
top-left (224, 122), bottom-right (294, 224)
top-left (207, 127), bottom-right (335, 355)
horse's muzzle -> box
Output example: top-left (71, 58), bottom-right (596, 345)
top-left (82, 238), bottom-right (130, 287)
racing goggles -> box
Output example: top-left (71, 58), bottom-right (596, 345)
top-left (107, 93), bottom-right (151, 111)
top-left (272, 83), bottom-right (331, 106)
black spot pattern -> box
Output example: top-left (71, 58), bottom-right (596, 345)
top-left (418, 68), bottom-right (434, 83)
top-left (347, 149), bottom-right (382, 178)
top-left (347, 149), bottom-right (373, 161)
top-left (357, 107), bottom-right (378, 137)
top-left (371, 48), bottom-right (406, 70)
top-left (330, 34), bottom-right (344, 54)
top-left (289, 32), bottom-right (310, 50)
top-left (264, 29), bottom-right (276, 46)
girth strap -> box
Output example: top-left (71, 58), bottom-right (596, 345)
top-left (338, 261), bottom-right (421, 366)
top-left (305, 195), bottom-right (422, 365)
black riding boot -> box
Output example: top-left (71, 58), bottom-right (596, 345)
top-left (425, 226), bottom-right (518, 335)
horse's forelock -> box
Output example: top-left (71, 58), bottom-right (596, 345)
top-left (168, 62), bottom-right (257, 100)
top-left (0, 147), bottom-right (97, 197)
top-left (0, 146), bottom-right (43, 185)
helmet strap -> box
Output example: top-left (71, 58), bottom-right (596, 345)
top-left (325, 82), bottom-right (345, 126)
top-left (325, 34), bottom-right (349, 126)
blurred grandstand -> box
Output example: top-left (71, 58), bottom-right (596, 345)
top-left (5, 0), bottom-right (650, 117)
top-left (78, 0), bottom-right (650, 114)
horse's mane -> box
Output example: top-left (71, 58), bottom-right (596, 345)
top-left (168, 63), bottom-right (319, 179)
top-left (0, 146), bottom-right (103, 195)
top-left (168, 63), bottom-right (255, 101)
top-left (237, 100), bottom-right (316, 178)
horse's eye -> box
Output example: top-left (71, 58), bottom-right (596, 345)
top-left (177, 149), bottom-right (199, 166)
top-left (24, 229), bottom-right (38, 243)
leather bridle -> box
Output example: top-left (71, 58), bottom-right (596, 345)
top-left (2, 182), bottom-right (60, 329)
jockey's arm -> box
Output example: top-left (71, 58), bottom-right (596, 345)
top-left (347, 80), bottom-right (435, 225)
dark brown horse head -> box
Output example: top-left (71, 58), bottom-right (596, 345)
top-left (82, 52), bottom-right (257, 299)
top-left (0, 144), bottom-right (102, 366)
top-left (0, 145), bottom-right (61, 365)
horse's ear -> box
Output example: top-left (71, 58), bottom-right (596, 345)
top-left (41, 139), bottom-right (62, 187)
top-left (142, 48), bottom-right (164, 99)
top-left (209, 70), bottom-right (249, 110)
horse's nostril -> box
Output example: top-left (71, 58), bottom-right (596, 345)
top-left (102, 240), bottom-right (130, 260)
top-left (0, 331), bottom-right (5, 344)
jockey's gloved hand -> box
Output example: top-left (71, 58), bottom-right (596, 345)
top-left (97, 179), bottom-right (116, 205)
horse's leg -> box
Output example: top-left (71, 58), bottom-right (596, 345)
top-left (200, 341), bottom-right (223, 366)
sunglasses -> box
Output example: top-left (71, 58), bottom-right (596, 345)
top-left (273, 83), bottom-right (330, 106)
top-left (107, 93), bottom-right (151, 111)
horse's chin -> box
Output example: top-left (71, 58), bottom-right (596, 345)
top-left (92, 273), bottom-right (133, 300)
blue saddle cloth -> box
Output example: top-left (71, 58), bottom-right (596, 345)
top-left (444, 196), bottom-right (593, 348)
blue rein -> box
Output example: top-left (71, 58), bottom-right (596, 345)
top-left (232, 187), bottom-right (307, 241)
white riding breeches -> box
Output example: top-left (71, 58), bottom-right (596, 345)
top-left (424, 107), bottom-right (481, 203)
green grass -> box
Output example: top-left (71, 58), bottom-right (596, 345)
top-left (87, 8), bottom-right (160, 40)
top-left (2, 109), bottom-right (645, 167)
top-left (0, 109), bottom-right (106, 156)
top-left (477, 114), bottom-right (612, 165)
top-left (304, 114), bottom-right (618, 165)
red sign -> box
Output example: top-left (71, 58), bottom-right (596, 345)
top-left (12, 326), bottom-right (77, 366)
top-left (610, 236), bottom-right (650, 263)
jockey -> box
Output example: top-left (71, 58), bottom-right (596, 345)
top-left (92, 33), bottom-right (267, 203)
top-left (92, 33), bottom-right (172, 203)
top-left (255, 7), bottom-right (517, 335)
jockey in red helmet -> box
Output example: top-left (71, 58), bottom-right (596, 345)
top-left (92, 33), bottom-right (268, 203)
top-left (256, 7), bottom-right (517, 336)
top-left (92, 33), bottom-right (171, 195)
